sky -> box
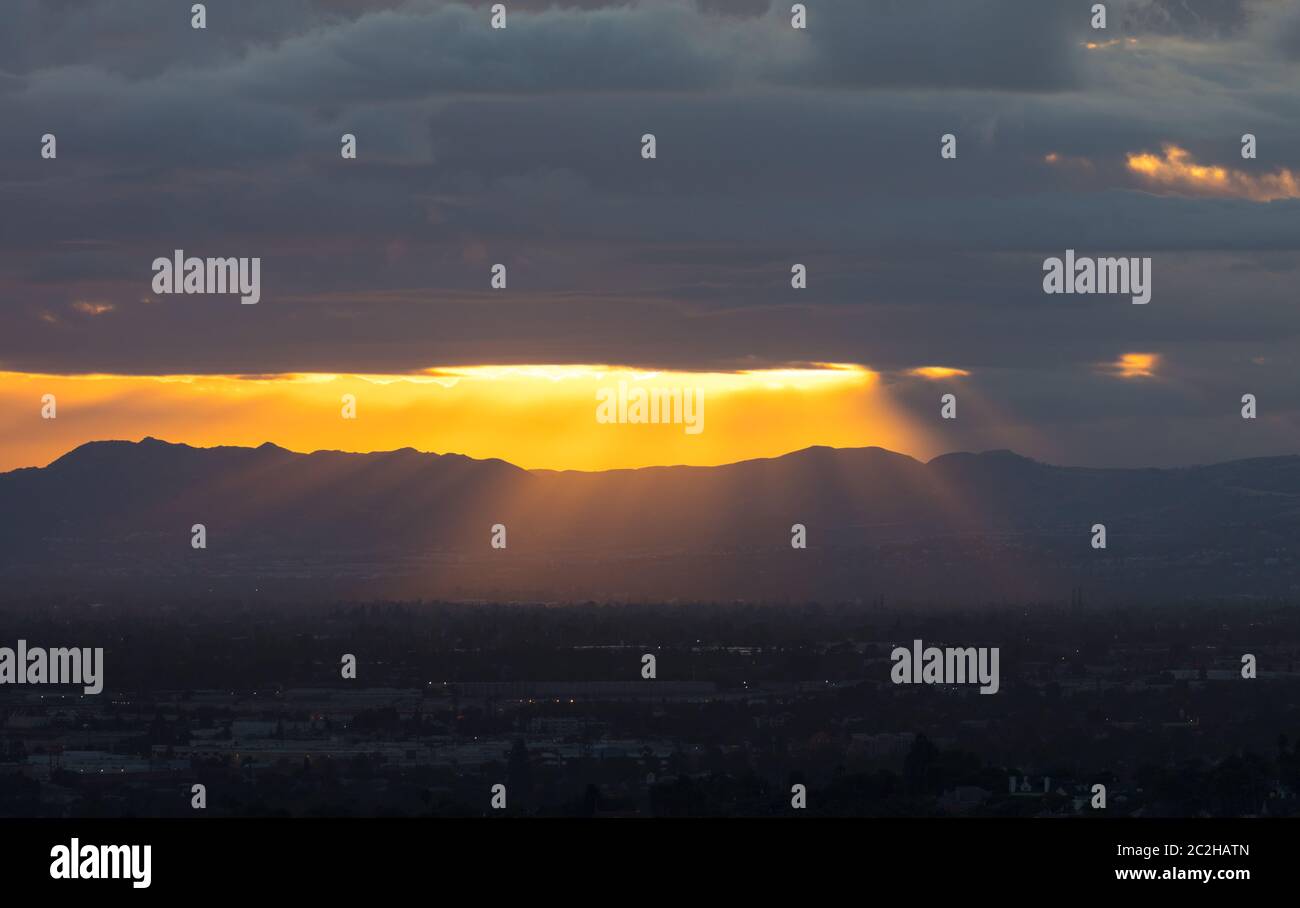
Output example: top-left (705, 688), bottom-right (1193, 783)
top-left (2, 0), bottom-right (1299, 471)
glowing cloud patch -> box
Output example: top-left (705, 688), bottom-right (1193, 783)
top-left (1082, 38), bottom-right (1137, 50)
top-left (1104, 353), bottom-right (1159, 379)
top-left (71, 301), bottom-right (115, 317)
top-left (1041, 151), bottom-right (1094, 173)
top-left (1126, 145), bottom-right (1300, 202)
top-left (909, 366), bottom-right (970, 380)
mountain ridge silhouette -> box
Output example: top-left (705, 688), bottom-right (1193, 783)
top-left (3, 437), bottom-right (1298, 601)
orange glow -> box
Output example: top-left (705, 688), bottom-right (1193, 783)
top-left (1106, 353), bottom-right (1159, 379)
top-left (1126, 144), bottom-right (1300, 202)
top-left (1041, 151), bottom-right (1094, 172)
top-left (1082, 38), bottom-right (1136, 50)
top-left (908, 366), bottom-right (970, 380)
top-left (71, 301), bottom-right (115, 317)
top-left (0, 364), bottom-right (937, 472)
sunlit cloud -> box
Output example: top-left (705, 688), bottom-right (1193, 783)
top-left (1126, 144), bottom-right (1300, 202)
top-left (1042, 151), bottom-right (1094, 173)
top-left (1082, 38), bottom-right (1138, 50)
top-left (908, 366), bottom-right (970, 380)
top-left (1101, 353), bottom-right (1159, 379)
top-left (70, 301), bottom-right (115, 317)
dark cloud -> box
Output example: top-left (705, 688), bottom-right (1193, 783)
top-left (1271, 2), bottom-right (1300, 59)
top-left (793, 0), bottom-right (1086, 91)
top-left (1111, 0), bottom-right (1252, 38)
